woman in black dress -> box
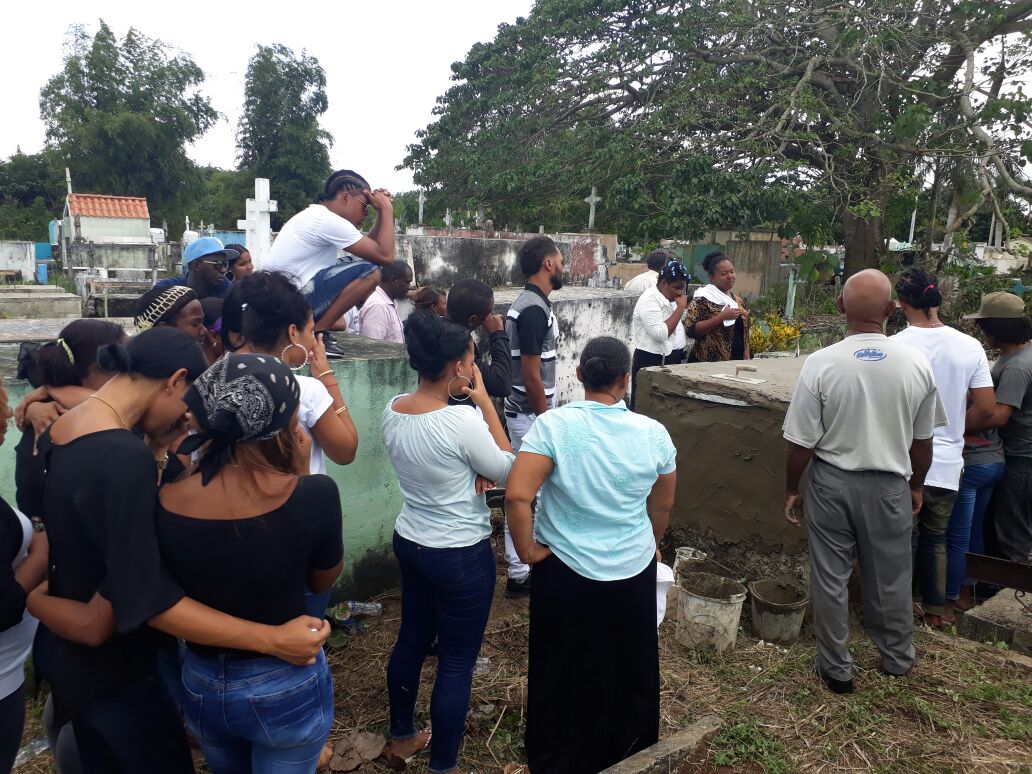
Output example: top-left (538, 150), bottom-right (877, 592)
top-left (27, 327), bottom-right (330, 773)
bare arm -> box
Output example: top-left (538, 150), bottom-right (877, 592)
top-left (345, 190), bottom-right (395, 266)
top-left (521, 354), bottom-right (550, 415)
top-left (908, 437), bottom-right (933, 516)
top-left (966, 396), bottom-right (1014, 433)
top-left (27, 584), bottom-right (117, 648)
top-left (646, 472), bottom-right (676, 548)
top-left (504, 452), bottom-right (554, 564)
top-left (784, 441), bottom-right (814, 526)
top-left (309, 338), bottom-right (358, 465)
top-left (307, 562), bottom-right (344, 595)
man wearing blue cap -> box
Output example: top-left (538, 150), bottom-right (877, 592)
top-left (154, 237), bottom-right (238, 300)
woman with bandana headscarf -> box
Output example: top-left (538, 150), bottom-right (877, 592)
top-left (157, 353), bottom-right (344, 773)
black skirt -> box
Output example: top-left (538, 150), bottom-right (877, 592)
top-left (526, 554), bottom-right (659, 774)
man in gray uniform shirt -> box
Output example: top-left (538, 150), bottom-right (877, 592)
top-left (783, 269), bottom-right (947, 694)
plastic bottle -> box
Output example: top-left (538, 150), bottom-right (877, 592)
top-left (344, 601), bottom-right (383, 617)
top-left (474, 656), bottom-right (491, 675)
top-left (14, 738), bottom-right (49, 767)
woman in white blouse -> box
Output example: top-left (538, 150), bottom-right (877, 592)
top-left (629, 261), bottom-right (691, 409)
top-left (380, 310), bottom-right (514, 774)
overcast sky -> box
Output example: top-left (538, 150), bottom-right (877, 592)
top-left (2, 1), bottom-right (535, 195)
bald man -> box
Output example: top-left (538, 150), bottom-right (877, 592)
top-left (782, 270), bottom-right (947, 694)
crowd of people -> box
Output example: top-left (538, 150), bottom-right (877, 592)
top-left (0, 165), bottom-right (1028, 774)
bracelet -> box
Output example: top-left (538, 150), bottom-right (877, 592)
top-left (335, 404), bottom-right (349, 415)
top-left (316, 369), bottom-right (334, 379)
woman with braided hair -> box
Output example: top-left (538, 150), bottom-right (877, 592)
top-left (629, 260), bottom-right (690, 410)
top-left (505, 337), bottom-right (677, 774)
top-left (134, 285), bottom-right (206, 344)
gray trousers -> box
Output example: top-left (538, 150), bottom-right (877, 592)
top-left (805, 458), bottom-right (915, 680)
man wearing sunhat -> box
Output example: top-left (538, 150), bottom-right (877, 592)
top-left (154, 237), bottom-right (238, 300)
top-left (963, 291), bottom-right (1032, 564)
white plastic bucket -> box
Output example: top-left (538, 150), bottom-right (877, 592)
top-left (676, 571), bottom-right (747, 653)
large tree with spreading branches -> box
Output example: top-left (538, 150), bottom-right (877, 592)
top-left (406, 0), bottom-right (1032, 274)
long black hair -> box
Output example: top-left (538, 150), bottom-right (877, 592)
top-left (237, 271), bottom-right (312, 350)
top-left (403, 310), bottom-right (472, 380)
top-left (895, 266), bottom-right (942, 318)
top-left (35, 319), bottom-right (124, 388)
top-left (97, 327), bottom-right (208, 382)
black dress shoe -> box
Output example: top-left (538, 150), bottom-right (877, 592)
top-left (505, 576), bottom-right (531, 599)
top-left (816, 664), bottom-right (854, 694)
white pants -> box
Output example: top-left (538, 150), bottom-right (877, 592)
top-left (504, 397), bottom-right (555, 580)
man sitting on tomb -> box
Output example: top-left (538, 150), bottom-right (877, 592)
top-left (154, 236), bottom-right (237, 300)
top-left (783, 269), bottom-right (946, 694)
top-left (265, 170), bottom-right (395, 356)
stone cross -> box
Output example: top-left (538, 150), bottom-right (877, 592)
top-left (476, 205), bottom-right (485, 228)
top-left (417, 190), bottom-right (426, 225)
top-left (236, 178), bottom-right (278, 270)
top-left (444, 208), bottom-right (453, 229)
top-left (584, 186), bottom-right (602, 230)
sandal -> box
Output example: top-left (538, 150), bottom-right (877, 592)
top-left (381, 729), bottom-right (432, 771)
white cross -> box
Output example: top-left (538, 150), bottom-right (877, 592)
top-left (236, 178), bottom-right (278, 270)
top-left (476, 205), bottom-right (485, 228)
top-left (444, 208), bottom-right (453, 229)
top-left (584, 186), bottom-right (602, 230)
top-left (417, 190), bottom-right (426, 225)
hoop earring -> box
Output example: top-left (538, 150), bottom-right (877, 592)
top-left (447, 376), bottom-right (473, 401)
top-left (280, 342), bottom-right (309, 372)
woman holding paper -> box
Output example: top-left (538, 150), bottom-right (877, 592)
top-left (684, 251), bottom-right (751, 362)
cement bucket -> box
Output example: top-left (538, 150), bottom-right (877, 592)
top-left (749, 579), bottom-right (808, 644)
top-left (676, 572), bottom-right (747, 653)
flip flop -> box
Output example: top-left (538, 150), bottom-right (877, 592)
top-left (381, 729), bottom-right (432, 771)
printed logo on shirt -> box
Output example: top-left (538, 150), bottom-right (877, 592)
top-left (853, 347), bottom-right (887, 362)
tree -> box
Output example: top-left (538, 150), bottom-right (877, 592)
top-left (406, 0), bottom-right (1032, 274)
top-left (39, 21), bottom-right (217, 229)
top-left (237, 44), bottom-right (332, 227)
top-left (0, 149), bottom-right (66, 240)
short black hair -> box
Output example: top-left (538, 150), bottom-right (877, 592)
top-left (97, 327), bottom-right (207, 382)
top-left (702, 251), bottom-right (732, 276)
top-left (36, 319), bottom-right (124, 388)
top-left (976, 316), bottom-right (1032, 345)
top-left (315, 170), bottom-right (370, 203)
top-left (223, 243), bottom-right (248, 266)
top-left (646, 249), bottom-right (671, 272)
top-left (221, 281), bottom-right (245, 352)
top-left (403, 309), bottom-right (472, 380)
top-left (238, 271), bottom-right (312, 350)
top-left (519, 236), bottom-right (560, 279)
top-left (895, 266), bottom-right (942, 315)
top-left (579, 336), bottom-right (630, 391)
top-left (381, 262), bottom-right (412, 283)
top-left (447, 279), bottom-right (494, 325)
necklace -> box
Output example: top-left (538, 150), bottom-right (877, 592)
top-left (416, 388), bottom-right (448, 404)
top-left (89, 394), bottom-right (129, 430)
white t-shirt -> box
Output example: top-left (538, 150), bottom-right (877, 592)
top-left (624, 269), bottom-right (659, 295)
top-left (783, 333), bottom-right (948, 478)
top-left (382, 398), bottom-right (515, 548)
top-left (894, 325), bottom-right (993, 490)
top-left (266, 205), bottom-right (363, 288)
top-left (297, 375), bottom-right (335, 475)
top-left (0, 508), bottom-right (38, 700)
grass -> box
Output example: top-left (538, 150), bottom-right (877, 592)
top-left (45, 273), bottom-right (76, 295)
top-left (14, 528), bottom-right (1032, 773)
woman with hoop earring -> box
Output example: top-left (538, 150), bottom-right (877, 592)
top-left (380, 310), bottom-right (514, 774)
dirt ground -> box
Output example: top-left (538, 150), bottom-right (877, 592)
top-left (16, 530), bottom-right (1032, 773)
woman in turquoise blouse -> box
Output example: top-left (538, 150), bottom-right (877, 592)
top-left (505, 336), bottom-right (678, 774)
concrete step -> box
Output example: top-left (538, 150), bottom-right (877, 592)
top-left (0, 285), bottom-right (64, 295)
top-left (0, 292), bottom-right (81, 319)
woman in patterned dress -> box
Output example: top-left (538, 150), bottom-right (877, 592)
top-left (684, 251), bottom-right (751, 362)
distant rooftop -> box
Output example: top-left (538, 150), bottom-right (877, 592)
top-left (67, 193), bottom-right (150, 220)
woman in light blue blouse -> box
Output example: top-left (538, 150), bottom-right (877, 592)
top-left (505, 336), bottom-right (677, 774)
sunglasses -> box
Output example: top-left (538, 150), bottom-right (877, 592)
top-left (199, 259), bottom-right (229, 270)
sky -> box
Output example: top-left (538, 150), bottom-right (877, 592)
top-left (1, 0), bottom-right (535, 195)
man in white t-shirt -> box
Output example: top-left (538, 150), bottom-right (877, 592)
top-left (623, 249), bottom-right (671, 295)
top-left (783, 269), bottom-right (947, 694)
top-left (266, 170), bottom-right (396, 350)
top-left (892, 267), bottom-right (995, 628)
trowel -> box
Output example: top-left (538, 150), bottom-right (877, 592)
top-left (711, 365), bottom-right (766, 385)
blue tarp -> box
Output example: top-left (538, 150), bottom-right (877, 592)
top-left (34, 243), bottom-right (51, 259)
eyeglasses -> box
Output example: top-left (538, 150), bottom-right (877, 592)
top-left (199, 259), bottom-right (229, 270)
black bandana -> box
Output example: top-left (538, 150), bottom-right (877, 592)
top-left (179, 354), bottom-right (300, 484)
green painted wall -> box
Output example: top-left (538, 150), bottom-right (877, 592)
top-left (0, 339), bottom-right (416, 601)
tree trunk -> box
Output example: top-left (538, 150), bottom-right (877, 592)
top-left (842, 209), bottom-right (884, 277)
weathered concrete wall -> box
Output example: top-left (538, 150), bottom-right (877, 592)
top-left (724, 240), bottom-right (791, 299)
top-left (0, 242), bottom-right (35, 281)
top-left (400, 229), bottom-right (616, 286)
top-left (64, 240), bottom-right (162, 272)
top-left (0, 337), bottom-right (416, 601)
top-left (487, 287), bottom-right (637, 405)
top-left (636, 357), bottom-right (808, 554)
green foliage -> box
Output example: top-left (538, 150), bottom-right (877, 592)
top-left (939, 264), bottom-right (1015, 322)
top-left (0, 197), bottom-right (52, 241)
top-left (196, 168), bottom-right (253, 230)
top-left (0, 150), bottom-right (66, 240)
top-left (711, 719), bottom-right (792, 772)
top-left (40, 21), bottom-right (217, 229)
top-left (237, 44), bottom-right (332, 227)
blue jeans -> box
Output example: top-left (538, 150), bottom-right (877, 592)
top-left (949, 462), bottom-right (1006, 596)
top-left (302, 260), bottom-right (378, 322)
top-left (181, 649), bottom-right (333, 774)
top-left (387, 532), bottom-right (496, 773)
